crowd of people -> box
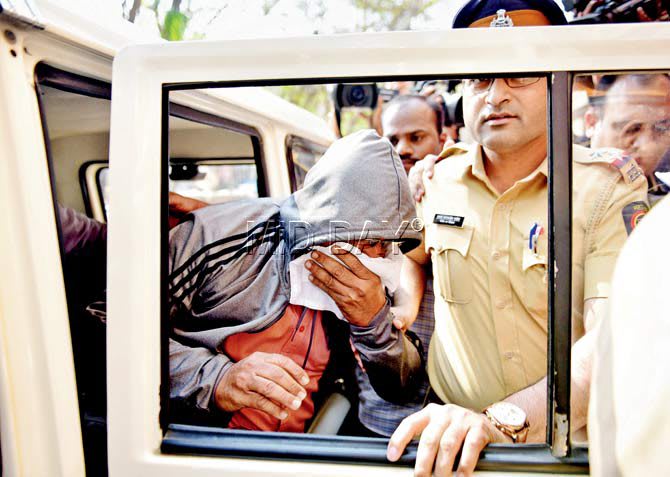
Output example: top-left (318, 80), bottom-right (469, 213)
top-left (58, 0), bottom-right (669, 476)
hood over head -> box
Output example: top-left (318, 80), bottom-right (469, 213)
top-left (280, 129), bottom-right (421, 257)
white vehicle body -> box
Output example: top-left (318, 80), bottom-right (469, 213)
top-left (0, 2), bottom-right (332, 476)
top-left (0, 1), bottom-right (669, 476)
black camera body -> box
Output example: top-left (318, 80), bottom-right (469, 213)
top-left (333, 83), bottom-right (379, 110)
top-left (569, 0), bottom-right (669, 24)
top-left (441, 93), bottom-right (464, 129)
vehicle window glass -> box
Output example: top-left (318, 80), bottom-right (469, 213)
top-left (164, 78), bottom-right (552, 457)
top-left (286, 136), bottom-right (328, 190)
top-left (97, 160), bottom-right (259, 217)
top-left (94, 113), bottom-right (262, 220)
top-left (98, 167), bottom-right (110, 218)
top-left (169, 162), bottom-right (259, 203)
top-left (571, 71), bottom-right (670, 446)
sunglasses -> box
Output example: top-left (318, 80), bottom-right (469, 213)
top-left (463, 77), bottom-right (542, 94)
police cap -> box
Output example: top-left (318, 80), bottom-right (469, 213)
top-left (453, 0), bottom-right (568, 28)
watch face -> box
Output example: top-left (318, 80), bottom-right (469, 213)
top-left (489, 402), bottom-right (526, 428)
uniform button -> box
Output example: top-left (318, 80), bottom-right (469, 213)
top-left (492, 251), bottom-right (502, 260)
top-left (504, 352), bottom-right (514, 360)
top-left (497, 204), bottom-right (508, 212)
top-left (495, 299), bottom-right (507, 309)
top-left (299, 326), bottom-right (305, 332)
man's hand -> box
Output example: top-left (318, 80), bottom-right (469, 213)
top-left (408, 155), bottom-right (439, 202)
top-left (305, 247), bottom-right (386, 327)
top-left (168, 191), bottom-right (209, 229)
top-left (387, 403), bottom-right (511, 477)
top-left (407, 137), bottom-right (455, 202)
top-left (213, 351), bottom-right (310, 420)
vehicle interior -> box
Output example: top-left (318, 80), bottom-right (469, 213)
top-left (35, 63), bottom-right (333, 475)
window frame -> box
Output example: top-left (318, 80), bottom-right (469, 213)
top-left (84, 156), bottom-right (262, 223)
top-left (285, 134), bottom-right (329, 191)
top-left (159, 72), bottom-right (583, 473)
top-left (37, 63), bottom-right (269, 223)
top-left (79, 160), bottom-right (109, 220)
top-left (107, 25), bottom-right (670, 476)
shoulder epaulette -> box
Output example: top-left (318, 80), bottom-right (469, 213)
top-left (583, 147), bottom-right (644, 185)
top-left (438, 141), bottom-right (470, 160)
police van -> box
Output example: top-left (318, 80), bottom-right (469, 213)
top-left (1, 0), bottom-right (669, 476)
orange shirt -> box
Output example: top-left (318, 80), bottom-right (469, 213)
top-left (223, 304), bottom-right (330, 432)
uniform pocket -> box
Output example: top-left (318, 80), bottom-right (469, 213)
top-left (428, 225), bottom-right (474, 304)
top-left (521, 237), bottom-right (548, 316)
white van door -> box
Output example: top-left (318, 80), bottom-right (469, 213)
top-left (107, 24), bottom-right (670, 477)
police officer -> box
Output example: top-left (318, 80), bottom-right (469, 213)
top-left (386, 1), bottom-right (650, 476)
top-left (587, 73), bottom-right (670, 205)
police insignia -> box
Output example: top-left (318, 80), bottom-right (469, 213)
top-left (591, 149), bottom-right (644, 184)
top-left (611, 154), bottom-right (643, 184)
top-left (490, 9), bottom-right (514, 27)
top-left (621, 201), bottom-right (649, 235)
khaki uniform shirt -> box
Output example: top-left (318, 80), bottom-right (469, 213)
top-left (419, 143), bottom-right (648, 410)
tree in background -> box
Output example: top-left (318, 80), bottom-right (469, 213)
top-left (280, 0), bottom-right (440, 135)
top-left (120, 0), bottom-right (441, 134)
top-left (122, 0), bottom-right (193, 40)
top-left (151, 0), bottom-right (191, 41)
top-left (123, 0), bottom-right (142, 23)
top-left (122, 0), bottom-right (247, 41)
top-left (353, 0), bottom-right (439, 31)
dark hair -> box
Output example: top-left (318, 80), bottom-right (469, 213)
top-left (382, 94), bottom-right (443, 135)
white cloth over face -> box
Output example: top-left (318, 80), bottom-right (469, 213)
top-left (288, 242), bottom-right (402, 321)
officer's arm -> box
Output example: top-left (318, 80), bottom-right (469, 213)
top-left (389, 230), bottom-right (430, 330)
top-left (391, 255), bottom-right (428, 331)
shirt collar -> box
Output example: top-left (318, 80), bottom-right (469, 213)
top-left (468, 145), bottom-right (548, 189)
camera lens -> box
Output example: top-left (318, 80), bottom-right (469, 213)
top-left (347, 85), bottom-right (368, 106)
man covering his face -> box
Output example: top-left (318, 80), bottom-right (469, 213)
top-left (168, 130), bottom-right (424, 432)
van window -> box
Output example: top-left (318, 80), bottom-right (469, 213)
top-left (286, 135), bottom-right (328, 190)
top-left (95, 157), bottom-right (261, 219)
top-left (570, 70), bottom-right (670, 447)
top-left (161, 78), bottom-right (576, 471)
top-left (83, 103), bottom-right (265, 221)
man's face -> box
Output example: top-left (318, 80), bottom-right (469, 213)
top-left (463, 77), bottom-right (548, 156)
top-left (382, 99), bottom-right (444, 174)
top-left (591, 76), bottom-right (670, 176)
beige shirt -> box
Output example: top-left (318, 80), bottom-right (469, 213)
top-left (419, 143), bottom-right (648, 410)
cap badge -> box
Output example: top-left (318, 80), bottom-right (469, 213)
top-left (490, 9), bottom-right (514, 27)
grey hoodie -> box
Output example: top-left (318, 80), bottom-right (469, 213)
top-left (168, 129), bottom-right (423, 411)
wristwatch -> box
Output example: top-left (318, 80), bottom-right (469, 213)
top-left (483, 402), bottom-right (529, 443)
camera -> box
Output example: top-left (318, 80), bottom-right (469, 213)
top-left (333, 83), bottom-right (379, 110)
top-left (567, 0), bottom-right (670, 24)
top-left (441, 93), bottom-right (464, 129)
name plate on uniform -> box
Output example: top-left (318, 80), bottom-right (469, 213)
top-left (433, 214), bottom-right (465, 228)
